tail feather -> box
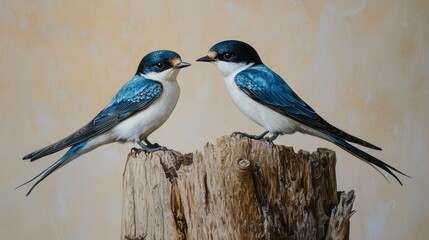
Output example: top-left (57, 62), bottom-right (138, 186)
top-left (23, 139), bottom-right (72, 162)
top-left (17, 141), bottom-right (87, 196)
top-left (331, 137), bottom-right (409, 185)
top-left (15, 158), bottom-right (62, 190)
top-left (23, 157), bottom-right (68, 196)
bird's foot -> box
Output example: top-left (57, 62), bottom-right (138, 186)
top-left (144, 139), bottom-right (162, 148)
top-left (145, 145), bottom-right (168, 153)
top-left (230, 131), bottom-right (248, 138)
top-left (262, 137), bottom-right (276, 147)
top-left (131, 146), bottom-right (167, 155)
top-left (231, 131), bottom-right (269, 140)
top-left (262, 133), bottom-right (279, 148)
top-left (131, 147), bottom-right (143, 155)
top-left (144, 140), bottom-right (167, 151)
top-left (132, 141), bottom-right (168, 155)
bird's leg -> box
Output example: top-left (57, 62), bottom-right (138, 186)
top-left (131, 140), bottom-right (167, 154)
top-left (263, 133), bottom-right (279, 147)
top-left (231, 130), bottom-right (269, 140)
top-left (144, 139), bottom-right (161, 148)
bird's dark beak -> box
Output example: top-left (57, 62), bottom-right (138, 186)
top-left (174, 61), bottom-right (191, 69)
top-left (196, 56), bottom-right (215, 62)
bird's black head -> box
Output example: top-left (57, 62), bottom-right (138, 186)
top-left (196, 40), bottom-right (262, 65)
top-left (137, 50), bottom-right (191, 75)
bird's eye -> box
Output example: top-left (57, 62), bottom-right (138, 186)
top-left (223, 52), bottom-right (233, 60)
top-left (155, 62), bottom-right (165, 69)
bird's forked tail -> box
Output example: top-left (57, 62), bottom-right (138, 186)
top-left (330, 136), bottom-right (409, 185)
top-left (17, 141), bottom-right (87, 196)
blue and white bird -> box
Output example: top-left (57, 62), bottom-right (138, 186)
top-left (20, 50), bottom-right (190, 195)
top-left (197, 40), bottom-right (407, 184)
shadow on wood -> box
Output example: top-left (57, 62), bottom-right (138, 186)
top-left (121, 136), bottom-right (355, 240)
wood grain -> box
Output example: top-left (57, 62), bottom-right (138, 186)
top-left (121, 136), bottom-right (355, 240)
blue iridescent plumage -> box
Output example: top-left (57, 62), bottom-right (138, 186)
top-left (235, 64), bottom-right (316, 117)
top-left (21, 50), bottom-right (190, 196)
top-left (235, 64), bottom-right (382, 150)
top-left (198, 40), bottom-right (408, 185)
top-left (19, 75), bottom-right (163, 196)
top-left (95, 75), bottom-right (162, 121)
top-left (24, 75), bottom-right (163, 162)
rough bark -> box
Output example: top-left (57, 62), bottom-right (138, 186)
top-left (121, 136), bottom-right (355, 240)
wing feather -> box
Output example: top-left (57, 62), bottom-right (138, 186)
top-left (23, 76), bottom-right (163, 161)
top-left (235, 65), bottom-right (381, 150)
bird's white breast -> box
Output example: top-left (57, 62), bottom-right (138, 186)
top-left (216, 62), bottom-right (298, 134)
top-left (110, 79), bottom-right (180, 142)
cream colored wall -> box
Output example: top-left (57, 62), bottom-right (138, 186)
top-left (1, 0), bottom-right (428, 239)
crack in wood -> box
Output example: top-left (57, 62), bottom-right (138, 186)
top-left (121, 136), bottom-right (355, 240)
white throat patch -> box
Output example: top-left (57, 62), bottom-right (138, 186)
top-left (141, 68), bottom-right (180, 81)
top-left (214, 61), bottom-right (254, 78)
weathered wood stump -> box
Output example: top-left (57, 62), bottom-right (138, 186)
top-left (121, 136), bottom-right (355, 240)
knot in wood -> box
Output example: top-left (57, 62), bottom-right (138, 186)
top-left (121, 136), bottom-right (354, 240)
top-left (237, 158), bottom-right (251, 170)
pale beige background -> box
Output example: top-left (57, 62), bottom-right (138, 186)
top-left (1, 0), bottom-right (428, 239)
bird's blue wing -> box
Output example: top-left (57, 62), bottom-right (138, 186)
top-left (23, 75), bottom-right (163, 161)
top-left (235, 65), bottom-right (381, 150)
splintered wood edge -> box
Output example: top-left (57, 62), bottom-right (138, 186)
top-left (122, 136), bottom-right (354, 240)
top-left (325, 190), bottom-right (356, 240)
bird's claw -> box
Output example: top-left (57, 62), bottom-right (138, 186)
top-left (145, 146), bottom-right (168, 153)
top-left (148, 142), bottom-right (161, 148)
top-left (231, 131), bottom-right (247, 138)
top-left (231, 131), bottom-right (269, 141)
top-left (131, 145), bottom-right (168, 155)
top-left (231, 131), bottom-right (276, 147)
top-left (131, 147), bottom-right (143, 155)
top-left (157, 146), bottom-right (168, 151)
top-left (143, 140), bottom-right (164, 150)
top-left (263, 137), bottom-right (276, 148)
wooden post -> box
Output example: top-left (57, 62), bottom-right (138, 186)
top-left (121, 136), bottom-right (355, 240)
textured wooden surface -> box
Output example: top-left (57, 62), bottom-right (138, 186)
top-left (121, 136), bottom-right (355, 240)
